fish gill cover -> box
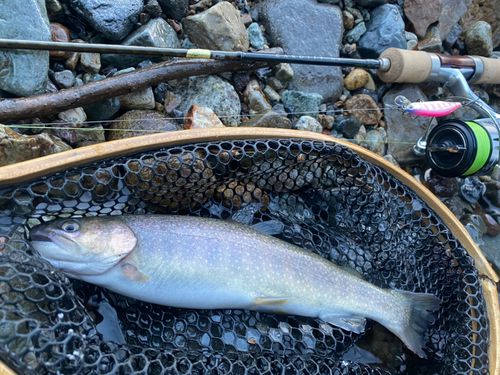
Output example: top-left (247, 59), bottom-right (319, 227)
top-left (0, 138), bottom-right (489, 375)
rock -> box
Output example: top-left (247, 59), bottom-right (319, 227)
top-left (0, 126), bottom-right (72, 166)
top-left (352, 0), bottom-right (386, 7)
top-left (101, 18), bottom-right (180, 69)
top-left (281, 91), bottom-right (323, 118)
top-left (68, 0), bottom-right (143, 41)
top-left (443, 24), bottom-right (462, 50)
top-left (344, 69), bottom-right (370, 91)
top-left (343, 11), bottom-right (355, 31)
top-left (64, 52), bottom-right (80, 71)
top-left (458, 177), bottom-right (486, 204)
top-left (345, 22), bottom-right (366, 44)
top-left (318, 115), bottom-right (335, 131)
top-left (344, 94), bottom-right (381, 126)
top-left (358, 4), bottom-right (406, 59)
top-left (145, 0), bottom-right (163, 18)
top-left (352, 125), bottom-right (366, 144)
top-left (442, 196), bottom-right (465, 219)
top-left (294, 116), bottom-right (322, 133)
top-left (461, 213), bottom-right (486, 245)
top-left (169, 75), bottom-right (241, 127)
top-left (108, 110), bottom-right (179, 140)
top-left (157, 0), bottom-right (188, 20)
top-left (265, 76), bottom-right (283, 92)
top-left (263, 86), bottom-right (281, 103)
top-left (118, 87), bottom-right (156, 110)
top-left (46, 0), bottom-right (64, 20)
top-left (247, 23), bottom-right (265, 50)
top-left (52, 70), bottom-right (76, 89)
top-left (49, 124), bottom-right (105, 146)
top-left (50, 23), bottom-right (72, 60)
top-left (475, 211), bottom-right (500, 237)
top-left (479, 234), bottom-right (500, 267)
top-left (183, 105), bottom-right (225, 129)
top-left (259, 0), bottom-right (343, 100)
top-left (465, 21), bottom-right (493, 57)
top-left (80, 53), bottom-right (101, 74)
top-left (335, 116), bottom-right (362, 138)
top-left (182, 2), bottom-right (249, 51)
top-left (382, 85), bottom-right (435, 166)
top-left (0, 0), bottom-right (50, 97)
top-left (58, 107), bottom-right (87, 127)
top-left (460, 0), bottom-right (500, 49)
top-left (364, 130), bottom-right (385, 156)
top-left (241, 14), bottom-right (253, 28)
top-left (83, 98), bottom-right (121, 121)
top-left (484, 182), bottom-right (500, 208)
top-left (404, 0), bottom-right (442, 39)
top-left (241, 110), bottom-right (292, 129)
top-left (437, 0), bottom-right (472, 42)
top-left (383, 154), bottom-right (400, 168)
top-left (364, 74), bottom-right (376, 91)
top-left (273, 63), bottom-right (294, 87)
top-left (418, 26), bottom-right (443, 53)
top-left (425, 170), bottom-right (459, 198)
top-left (163, 91), bottom-right (183, 115)
top-left (244, 80), bottom-right (272, 115)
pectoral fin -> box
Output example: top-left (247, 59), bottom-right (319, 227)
top-left (253, 296), bottom-right (295, 305)
top-left (320, 314), bottom-right (366, 334)
top-left (120, 263), bottom-right (150, 282)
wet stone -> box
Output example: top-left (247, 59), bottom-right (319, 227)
top-left (259, 0), bottom-right (343, 100)
top-left (345, 22), bottom-right (366, 44)
top-left (403, 0), bottom-right (442, 38)
top-left (247, 23), bottom-right (265, 50)
top-left (52, 70), bottom-right (76, 89)
top-left (182, 2), bottom-right (249, 52)
top-left (0, 0), bottom-right (50, 97)
top-left (443, 24), bottom-right (463, 50)
top-left (145, 0), bottom-right (163, 18)
top-left (335, 117), bottom-right (362, 139)
top-left (461, 0), bottom-right (500, 50)
top-left (80, 53), bottom-right (101, 74)
top-left (383, 154), bottom-right (400, 168)
top-left (118, 86), bottom-right (156, 110)
top-left (183, 105), bottom-right (225, 129)
top-left (344, 94), bottom-right (381, 126)
top-left (244, 80), bottom-right (272, 115)
top-left (169, 75), bottom-right (241, 127)
top-left (46, 0), bottom-right (64, 20)
top-left (108, 110), bottom-right (179, 141)
top-left (465, 21), bottom-right (493, 57)
top-left (425, 170), bottom-right (459, 198)
top-left (68, 0), bottom-right (143, 41)
top-left (281, 91), bottom-right (323, 118)
top-left (263, 86), bottom-right (280, 103)
top-left (58, 108), bottom-right (87, 127)
top-left (273, 64), bottom-right (293, 87)
top-left (0, 127), bottom-right (72, 166)
top-left (318, 115), bottom-right (335, 131)
top-left (364, 129), bottom-right (385, 156)
top-left (232, 73), bottom-right (251, 93)
top-left (50, 23), bottom-right (72, 60)
top-left (102, 18), bottom-right (180, 69)
top-left (293, 116), bottom-right (322, 133)
top-left (438, 0), bottom-right (472, 42)
top-left (343, 11), bottom-right (355, 31)
top-left (458, 177), bottom-right (486, 204)
top-left (83, 98), bottom-right (121, 122)
top-left (475, 210), bottom-right (500, 237)
top-left (241, 110), bottom-right (292, 129)
top-left (358, 4), bottom-right (406, 59)
top-left (157, 0), bottom-right (189, 20)
top-left (344, 69), bottom-right (369, 91)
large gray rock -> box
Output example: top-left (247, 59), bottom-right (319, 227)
top-left (169, 75), bottom-right (241, 127)
top-left (437, 0), bottom-right (472, 41)
top-left (358, 4), bottom-right (406, 59)
top-left (0, 0), bottom-right (50, 97)
top-left (382, 85), bottom-right (436, 166)
top-left (465, 21), bottom-right (493, 57)
top-left (182, 2), bottom-right (249, 52)
top-left (259, 0), bottom-right (343, 100)
top-left (68, 0), bottom-right (143, 41)
top-left (102, 18), bottom-right (180, 69)
top-left (157, 0), bottom-right (189, 20)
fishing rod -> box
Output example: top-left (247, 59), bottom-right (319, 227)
top-left (2, 39), bottom-right (500, 181)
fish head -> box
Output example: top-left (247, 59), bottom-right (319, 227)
top-left (30, 216), bottom-right (138, 278)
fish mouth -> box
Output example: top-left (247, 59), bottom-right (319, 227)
top-left (30, 233), bottom-right (53, 242)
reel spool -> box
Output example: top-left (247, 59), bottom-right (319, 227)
top-left (426, 118), bottom-right (500, 179)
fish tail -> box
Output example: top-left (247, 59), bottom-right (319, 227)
top-left (390, 290), bottom-right (441, 358)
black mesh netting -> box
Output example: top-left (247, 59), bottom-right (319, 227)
top-left (0, 138), bottom-right (490, 375)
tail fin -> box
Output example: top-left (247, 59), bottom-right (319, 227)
top-left (391, 290), bottom-right (441, 358)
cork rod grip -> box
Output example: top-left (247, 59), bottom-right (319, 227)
top-left (377, 48), bottom-right (433, 83)
top-left (473, 56), bottom-right (500, 84)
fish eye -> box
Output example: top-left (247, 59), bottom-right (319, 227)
top-left (408, 104), bottom-right (414, 110)
top-left (61, 221), bottom-right (80, 233)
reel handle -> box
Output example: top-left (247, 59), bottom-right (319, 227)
top-left (376, 48), bottom-right (500, 84)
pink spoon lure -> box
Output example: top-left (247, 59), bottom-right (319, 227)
top-left (394, 95), bottom-right (462, 117)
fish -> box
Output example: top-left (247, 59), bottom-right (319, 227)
top-left (29, 215), bottom-right (440, 358)
top-left (395, 95), bottom-right (462, 117)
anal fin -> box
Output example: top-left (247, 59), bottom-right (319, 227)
top-left (120, 263), bottom-right (150, 282)
top-left (320, 313), bottom-right (366, 334)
